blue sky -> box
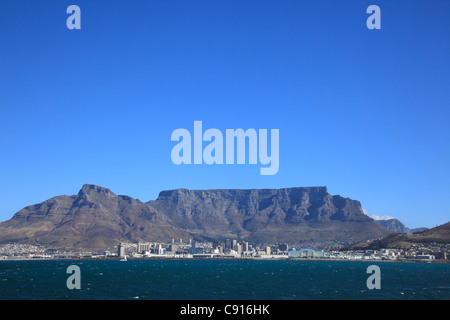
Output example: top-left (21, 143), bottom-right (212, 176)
top-left (0, 1), bottom-right (449, 229)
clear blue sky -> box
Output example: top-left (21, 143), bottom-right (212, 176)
top-left (0, 1), bottom-right (449, 229)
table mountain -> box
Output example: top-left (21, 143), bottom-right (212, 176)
top-left (0, 184), bottom-right (392, 249)
top-left (150, 187), bottom-right (390, 244)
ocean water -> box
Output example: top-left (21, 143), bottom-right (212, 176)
top-left (0, 259), bottom-right (448, 300)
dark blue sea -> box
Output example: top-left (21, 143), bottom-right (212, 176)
top-left (0, 259), bottom-right (448, 300)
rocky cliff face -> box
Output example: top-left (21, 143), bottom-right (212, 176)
top-left (0, 184), bottom-right (392, 249)
top-left (375, 218), bottom-right (411, 233)
top-left (150, 187), bottom-right (381, 242)
top-left (375, 218), bottom-right (428, 234)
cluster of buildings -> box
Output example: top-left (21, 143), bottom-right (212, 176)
top-left (119, 239), bottom-right (449, 262)
top-left (127, 239), bottom-right (448, 261)
top-left (333, 245), bottom-right (448, 261)
top-left (130, 239), bottom-right (275, 258)
top-left (1, 240), bottom-right (448, 262)
top-left (0, 243), bottom-right (46, 258)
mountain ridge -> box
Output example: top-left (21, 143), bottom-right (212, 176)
top-left (347, 222), bottom-right (450, 250)
top-left (0, 184), bottom-right (393, 249)
top-left (374, 218), bottom-right (428, 234)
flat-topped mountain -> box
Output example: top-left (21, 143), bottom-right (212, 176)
top-left (0, 184), bottom-right (392, 249)
top-left (150, 187), bottom-right (386, 243)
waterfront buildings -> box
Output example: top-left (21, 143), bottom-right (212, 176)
top-left (288, 249), bottom-right (324, 258)
top-left (0, 240), bottom-right (448, 261)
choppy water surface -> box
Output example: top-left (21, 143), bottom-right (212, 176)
top-left (0, 259), bottom-right (448, 299)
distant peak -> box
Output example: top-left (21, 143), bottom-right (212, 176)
top-left (78, 184), bottom-right (116, 196)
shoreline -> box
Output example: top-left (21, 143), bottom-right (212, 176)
top-left (1, 256), bottom-right (448, 263)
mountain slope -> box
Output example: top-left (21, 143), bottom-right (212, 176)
top-left (348, 221), bottom-right (450, 250)
top-left (0, 185), bottom-right (191, 249)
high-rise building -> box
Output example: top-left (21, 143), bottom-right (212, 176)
top-left (236, 244), bottom-right (242, 256)
top-left (154, 243), bottom-right (163, 255)
top-left (138, 242), bottom-right (151, 253)
top-left (118, 243), bottom-right (125, 258)
top-left (225, 239), bottom-right (232, 250)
